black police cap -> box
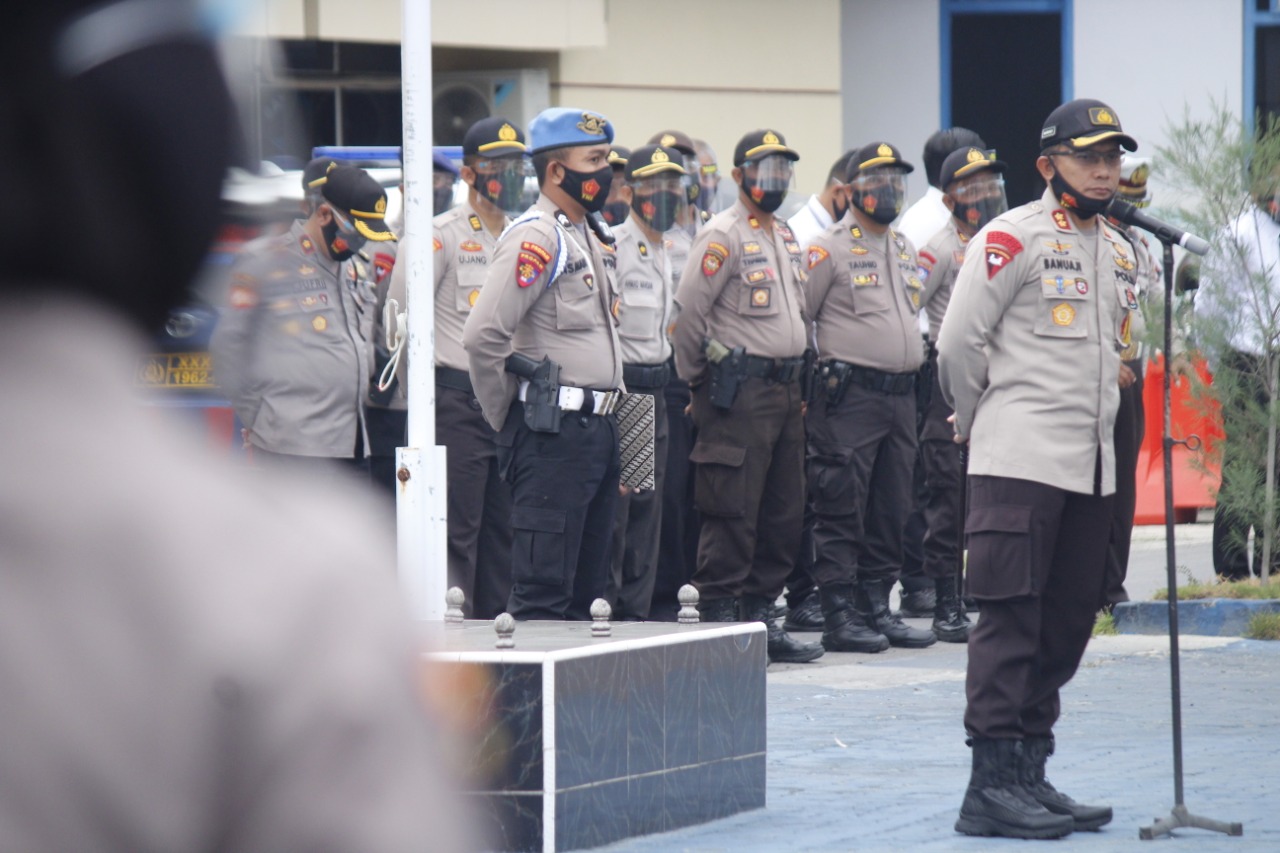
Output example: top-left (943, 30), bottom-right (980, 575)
top-left (462, 117), bottom-right (527, 159)
top-left (846, 141), bottom-right (915, 181)
top-left (733, 129), bottom-right (800, 167)
top-left (939, 147), bottom-right (1007, 189)
top-left (624, 145), bottom-right (687, 182)
top-left (1039, 98), bottom-right (1137, 152)
top-left (302, 157), bottom-right (337, 193)
top-left (607, 145), bottom-right (632, 170)
top-left (648, 130), bottom-right (696, 157)
top-left (320, 165), bottom-right (395, 242)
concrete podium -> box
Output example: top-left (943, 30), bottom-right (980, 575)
top-left (426, 620), bottom-right (767, 852)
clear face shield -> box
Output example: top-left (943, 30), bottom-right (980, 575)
top-left (740, 154), bottom-right (795, 213)
top-left (850, 166), bottom-right (907, 224)
top-left (948, 174), bottom-right (1008, 230)
top-left (631, 175), bottom-right (687, 233)
top-left (472, 155), bottom-right (533, 214)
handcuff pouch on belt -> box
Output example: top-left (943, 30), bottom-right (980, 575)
top-left (819, 359), bottom-right (854, 409)
top-left (506, 352), bottom-right (562, 434)
top-left (704, 337), bottom-right (746, 410)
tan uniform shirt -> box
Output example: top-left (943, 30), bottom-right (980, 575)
top-left (938, 188), bottom-right (1133, 496)
top-left (211, 221), bottom-right (372, 457)
top-left (433, 201), bottom-right (505, 371)
top-left (462, 194), bottom-right (624, 431)
top-left (917, 221), bottom-right (972, 342)
top-left (804, 217), bottom-right (925, 372)
top-left (673, 200), bottom-right (809, 382)
top-left (0, 295), bottom-right (473, 852)
top-left (611, 217), bottom-right (675, 365)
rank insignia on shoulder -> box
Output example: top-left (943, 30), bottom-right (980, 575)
top-left (807, 246), bottom-right (830, 269)
top-left (516, 251), bottom-right (546, 288)
top-left (1051, 209), bottom-right (1072, 232)
top-left (849, 225), bottom-right (863, 239)
top-left (852, 273), bottom-right (879, 286)
top-left (748, 216), bottom-right (761, 230)
top-left (299, 236), bottom-right (315, 254)
top-left (750, 287), bottom-right (771, 307)
top-left (469, 214), bottom-right (483, 232)
top-left (984, 230), bottom-right (1024, 279)
top-left (433, 237), bottom-right (443, 252)
top-left (521, 241), bottom-right (553, 264)
top-left (461, 240), bottom-right (483, 253)
top-left (1051, 302), bottom-right (1076, 326)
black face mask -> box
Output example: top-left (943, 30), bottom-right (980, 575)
top-left (855, 185), bottom-right (902, 225)
top-left (1048, 168), bottom-right (1112, 218)
top-left (831, 195), bottom-right (848, 223)
top-left (632, 190), bottom-right (683, 233)
top-left (473, 170), bottom-right (526, 213)
top-left (557, 163), bottom-right (613, 214)
top-left (433, 185), bottom-right (454, 214)
top-left (742, 175), bottom-right (786, 214)
top-left (602, 200), bottom-right (630, 227)
top-left (321, 216), bottom-right (366, 262)
top-left (952, 196), bottom-right (1007, 231)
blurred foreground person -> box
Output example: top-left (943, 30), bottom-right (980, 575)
top-left (0, 3), bottom-right (472, 850)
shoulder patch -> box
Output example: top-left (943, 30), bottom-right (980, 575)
top-left (807, 246), bottom-right (830, 269)
top-left (432, 237), bottom-right (443, 252)
top-left (917, 250), bottom-right (937, 272)
top-left (701, 251), bottom-right (724, 277)
top-left (516, 251), bottom-right (546, 288)
top-left (707, 241), bottom-right (730, 259)
top-left (984, 230), bottom-right (1024, 280)
top-left (521, 241), bottom-right (553, 264)
top-left (373, 253), bottom-right (395, 283)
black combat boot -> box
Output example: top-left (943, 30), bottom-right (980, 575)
top-left (818, 584), bottom-right (889, 653)
top-left (1019, 736), bottom-right (1113, 831)
top-left (741, 595), bottom-right (824, 663)
top-left (932, 575), bottom-right (972, 643)
top-left (698, 597), bottom-right (738, 623)
top-left (896, 582), bottom-right (936, 618)
top-left (855, 578), bottom-right (936, 648)
top-left (782, 590), bottom-right (824, 632)
top-left (955, 738), bottom-right (1075, 839)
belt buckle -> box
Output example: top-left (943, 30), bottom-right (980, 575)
top-left (598, 389), bottom-right (620, 415)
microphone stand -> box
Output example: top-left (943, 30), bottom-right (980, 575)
top-left (1138, 237), bottom-right (1243, 840)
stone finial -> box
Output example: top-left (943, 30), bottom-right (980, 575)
top-left (591, 598), bottom-right (612, 637)
top-left (445, 587), bottom-right (466, 624)
top-left (494, 613), bottom-right (516, 649)
top-left (678, 584), bottom-right (701, 624)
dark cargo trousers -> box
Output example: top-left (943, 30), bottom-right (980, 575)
top-left (1103, 360), bottom-right (1144, 605)
top-left (807, 383), bottom-right (917, 588)
top-left (688, 377), bottom-right (804, 603)
top-left (919, 367), bottom-right (963, 581)
top-left (963, 474), bottom-right (1113, 740)
top-left (437, 385), bottom-right (513, 619)
top-left (607, 388), bottom-right (669, 620)
top-left (498, 401), bottom-right (620, 621)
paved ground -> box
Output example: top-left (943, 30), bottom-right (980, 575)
top-left (592, 524), bottom-right (1279, 852)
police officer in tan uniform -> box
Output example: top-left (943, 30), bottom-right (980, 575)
top-left (425, 117), bottom-right (529, 618)
top-left (914, 146), bottom-right (1009, 642)
top-left (463, 107), bottom-right (624, 621)
top-left (213, 165), bottom-right (394, 472)
top-left (673, 128), bottom-right (822, 663)
top-left (804, 142), bottom-right (935, 653)
top-left (939, 99), bottom-right (1138, 839)
top-left (606, 144), bottom-right (686, 619)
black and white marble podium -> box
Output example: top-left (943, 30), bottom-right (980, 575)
top-left (427, 620), bottom-right (767, 852)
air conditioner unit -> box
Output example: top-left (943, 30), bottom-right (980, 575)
top-left (432, 69), bottom-right (550, 146)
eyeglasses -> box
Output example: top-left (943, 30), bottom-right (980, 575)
top-left (1047, 148), bottom-right (1123, 169)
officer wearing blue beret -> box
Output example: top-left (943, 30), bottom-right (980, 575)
top-left (463, 107), bottom-right (627, 620)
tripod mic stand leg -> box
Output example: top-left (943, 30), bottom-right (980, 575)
top-left (1139, 804), bottom-right (1243, 839)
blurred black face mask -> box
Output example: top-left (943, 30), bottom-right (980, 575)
top-left (2, 4), bottom-right (237, 331)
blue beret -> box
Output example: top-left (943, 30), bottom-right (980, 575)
top-left (528, 107), bottom-right (614, 155)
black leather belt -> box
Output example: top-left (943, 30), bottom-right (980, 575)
top-left (623, 361), bottom-right (671, 388)
top-left (743, 354), bottom-right (805, 383)
top-left (435, 365), bottom-right (473, 394)
top-left (831, 360), bottom-right (916, 395)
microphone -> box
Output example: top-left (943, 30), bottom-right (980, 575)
top-left (1106, 198), bottom-right (1210, 256)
